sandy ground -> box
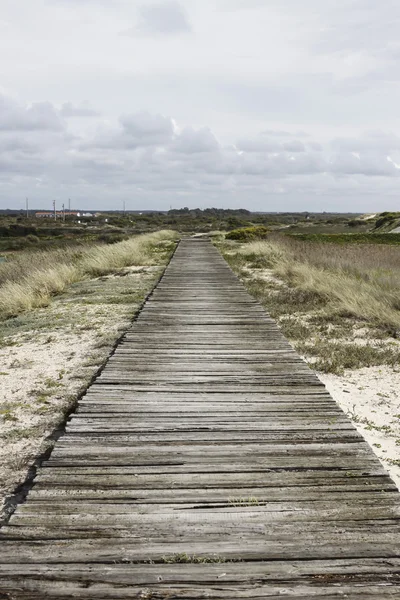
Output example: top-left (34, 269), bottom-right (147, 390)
top-left (319, 367), bottom-right (400, 490)
top-left (0, 328), bottom-right (101, 506)
top-left (0, 265), bottom-right (163, 520)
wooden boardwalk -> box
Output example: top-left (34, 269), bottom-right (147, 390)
top-left (0, 237), bottom-right (399, 598)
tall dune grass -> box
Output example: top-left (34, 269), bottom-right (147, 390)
top-left (0, 230), bottom-right (177, 319)
top-left (230, 236), bottom-right (400, 330)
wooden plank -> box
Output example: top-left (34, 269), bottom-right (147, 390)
top-left (3, 520), bottom-right (400, 541)
top-left (1, 538), bottom-right (400, 564)
top-left (15, 497), bottom-right (400, 515)
top-left (0, 560), bottom-right (398, 599)
top-left (32, 471), bottom-right (392, 488)
top-left (26, 488), bottom-right (399, 503)
top-left (11, 508), bottom-right (400, 527)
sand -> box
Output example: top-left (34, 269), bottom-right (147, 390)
top-left (0, 265), bottom-right (162, 520)
top-left (319, 367), bottom-right (400, 489)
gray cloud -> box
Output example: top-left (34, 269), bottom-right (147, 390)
top-left (133, 2), bottom-right (192, 36)
top-left (0, 95), bottom-right (63, 132)
top-left (119, 111), bottom-right (175, 146)
top-left (261, 130), bottom-right (310, 139)
top-left (283, 141), bottom-right (306, 153)
top-left (1, 98), bottom-right (399, 210)
top-left (172, 127), bottom-right (220, 154)
top-left (314, 0), bottom-right (400, 55)
top-left (331, 132), bottom-right (400, 154)
top-left (60, 102), bottom-right (100, 118)
top-left (236, 138), bottom-right (281, 153)
top-left (237, 137), bottom-right (306, 154)
top-left (330, 152), bottom-right (399, 177)
top-left (308, 142), bottom-right (323, 152)
top-left (0, 135), bottom-right (39, 155)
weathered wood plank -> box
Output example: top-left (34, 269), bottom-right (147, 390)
top-left (15, 496), bottom-right (400, 515)
top-left (1, 538), bottom-right (400, 564)
top-left (32, 472), bottom-right (392, 488)
top-left (0, 562), bottom-right (399, 599)
top-left (0, 559), bottom-right (399, 600)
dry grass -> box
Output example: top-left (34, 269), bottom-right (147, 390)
top-left (218, 235), bottom-right (400, 374)
top-left (297, 339), bottom-right (400, 373)
top-left (1, 266), bottom-right (80, 317)
top-left (228, 237), bottom-right (400, 331)
top-left (0, 230), bottom-right (177, 319)
top-left (80, 229), bottom-right (176, 276)
top-left (0, 247), bottom-right (81, 287)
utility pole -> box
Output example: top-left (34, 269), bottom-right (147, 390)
top-left (68, 198), bottom-right (71, 213)
top-left (62, 203), bottom-right (65, 222)
top-left (53, 200), bottom-right (56, 221)
top-left (26, 197), bottom-right (29, 219)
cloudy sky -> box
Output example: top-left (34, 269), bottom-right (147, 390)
top-left (1, 0), bottom-right (400, 211)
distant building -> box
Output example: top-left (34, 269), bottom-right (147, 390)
top-left (35, 211), bottom-right (88, 219)
top-left (35, 212), bottom-right (57, 218)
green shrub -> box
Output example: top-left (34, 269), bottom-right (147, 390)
top-left (374, 212), bottom-right (400, 230)
top-left (226, 226), bottom-right (270, 241)
top-left (98, 233), bottom-right (129, 244)
top-left (26, 234), bottom-right (40, 244)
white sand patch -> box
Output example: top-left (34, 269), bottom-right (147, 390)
top-left (0, 265), bottom-right (162, 519)
top-left (319, 367), bottom-right (400, 490)
top-left (0, 328), bottom-right (100, 503)
top-left (245, 267), bottom-right (284, 287)
top-left (0, 311), bottom-right (132, 512)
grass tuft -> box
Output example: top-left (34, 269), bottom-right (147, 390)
top-left (297, 339), bottom-right (400, 374)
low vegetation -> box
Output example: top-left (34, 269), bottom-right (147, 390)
top-left (0, 208), bottom-right (369, 253)
top-left (0, 230), bottom-right (177, 319)
top-left (225, 225), bottom-right (270, 241)
top-left (218, 234), bottom-right (400, 373)
top-left (290, 232), bottom-right (400, 245)
top-left (296, 339), bottom-right (400, 374)
top-left (374, 212), bottom-right (400, 231)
